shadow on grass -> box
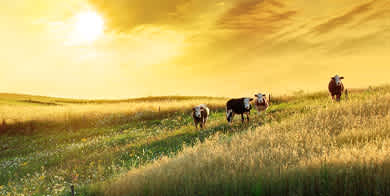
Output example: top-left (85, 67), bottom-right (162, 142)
top-left (91, 161), bottom-right (390, 196)
top-left (64, 103), bottom-right (299, 195)
top-left (116, 120), bottom-right (251, 169)
top-left (67, 121), bottom-right (257, 196)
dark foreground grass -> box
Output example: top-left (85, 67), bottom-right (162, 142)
top-left (102, 162), bottom-right (390, 196)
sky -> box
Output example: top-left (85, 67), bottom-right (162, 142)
top-left (1, 0), bottom-right (390, 98)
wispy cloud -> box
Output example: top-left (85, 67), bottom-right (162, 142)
top-left (88, 0), bottom-right (224, 31)
top-left (216, 0), bottom-right (297, 35)
top-left (355, 1), bottom-right (390, 27)
top-left (88, 0), bottom-right (390, 56)
top-left (312, 1), bottom-right (376, 35)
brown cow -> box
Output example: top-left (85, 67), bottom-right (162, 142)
top-left (254, 93), bottom-right (269, 113)
top-left (328, 75), bottom-right (344, 102)
top-left (192, 104), bottom-right (210, 128)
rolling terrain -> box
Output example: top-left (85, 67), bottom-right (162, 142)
top-left (1, 86), bottom-right (390, 195)
top-left (101, 86), bottom-right (390, 196)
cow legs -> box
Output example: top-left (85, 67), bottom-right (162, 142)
top-left (246, 113), bottom-right (250, 122)
top-left (241, 114), bottom-right (245, 123)
top-left (336, 94), bottom-right (341, 102)
top-left (194, 121), bottom-right (198, 129)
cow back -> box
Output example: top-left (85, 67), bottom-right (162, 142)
top-left (226, 98), bottom-right (248, 114)
top-left (201, 109), bottom-right (208, 119)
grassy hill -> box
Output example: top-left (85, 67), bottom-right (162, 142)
top-left (1, 86), bottom-right (390, 195)
top-left (0, 94), bottom-right (229, 195)
top-left (0, 94), bottom-right (227, 135)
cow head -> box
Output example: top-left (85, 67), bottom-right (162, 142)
top-left (226, 109), bottom-right (233, 123)
top-left (243, 98), bottom-right (253, 110)
top-left (331, 75), bottom-right (344, 86)
top-left (193, 106), bottom-right (203, 118)
top-left (254, 93), bottom-right (267, 104)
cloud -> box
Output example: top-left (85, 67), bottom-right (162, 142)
top-left (354, 1), bottom-right (390, 27)
top-left (312, 1), bottom-right (376, 35)
top-left (87, 0), bottom-right (300, 73)
top-left (216, 0), bottom-right (297, 35)
top-left (328, 28), bottom-right (390, 55)
top-left (88, 0), bottom-right (224, 31)
top-left (88, 0), bottom-right (298, 34)
top-left (88, 0), bottom-right (390, 74)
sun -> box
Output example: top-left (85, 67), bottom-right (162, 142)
top-left (68, 11), bottom-right (104, 45)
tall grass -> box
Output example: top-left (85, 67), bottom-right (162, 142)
top-left (0, 97), bottom-right (227, 134)
top-left (104, 90), bottom-right (390, 196)
top-left (2, 86), bottom-right (390, 195)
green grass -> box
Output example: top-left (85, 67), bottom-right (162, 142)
top-left (97, 86), bottom-right (390, 196)
top-left (0, 111), bottom-right (213, 194)
top-left (0, 92), bottom-right (299, 195)
top-left (1, 86), bottom-right (389, 195)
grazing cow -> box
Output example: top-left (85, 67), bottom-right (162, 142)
top-left (254, 93), bottom-right (269, 113)
top-left (226, 98), bottom-right (253, 123)
top-left (328, 75), bottom-right (345, 102)
top-left (192, 104), bottom-right (210, 128)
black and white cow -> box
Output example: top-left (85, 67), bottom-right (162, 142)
top-left (192, 104), bottom-right (210, 128)
top-left (226, 98), bottom-right (253, 123)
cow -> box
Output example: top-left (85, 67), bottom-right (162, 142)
top-left (328, 75), bottom-right (345, 102)
top-left (226, 98), bottom-right (253, 123)
top-left (254, 93), bottom-right (269, 114)
top-left (192, 104), bottom-right (210, 128)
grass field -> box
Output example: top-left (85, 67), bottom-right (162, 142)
top-left (0, 94), bottom-right (229, 195)
top-left (0, 94), bottom-right (227, 134)
top-left (1, 86), bottom-right (390, 195)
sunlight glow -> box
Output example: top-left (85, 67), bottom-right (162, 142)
top-left (68, 11), bottom-right (104, 45)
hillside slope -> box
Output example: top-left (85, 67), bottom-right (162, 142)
top-left (0, 94), bottom-right (226, 134)
top-left (2, 86), bottom-right (390, 195)
top-left (101, 86), bottom-right (390, 196)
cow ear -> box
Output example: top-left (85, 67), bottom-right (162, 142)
top-left (331, 77), bottom-right (335, 80)
top-left (250, 98), bottom-right (254, 101)
top-left (192, 107), bottom-right (195, 111)
top-left (263, 94), bottom-right (266, 96)
top-left (340, 76), bottom-right (344, 79)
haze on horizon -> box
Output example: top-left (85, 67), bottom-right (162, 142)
top-left (1, 0), bottom-right (389, 99)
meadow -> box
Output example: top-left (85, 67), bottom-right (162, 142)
top-left (0, 86), bottom-right (390, 195)
top-left (0, 94), bottom-right (226, 134)
top-left (0, 94), bottom-right (230, 195)
top-left (101, 86), bottom-right (390, 196)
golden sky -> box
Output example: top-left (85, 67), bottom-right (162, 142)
top-left (1, 0), bottom-right (390, 98)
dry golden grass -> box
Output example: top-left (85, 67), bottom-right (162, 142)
top-left (105, 90), bottom-right (390, 196)
top-left (0, 97), bottom-right (227, 134)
